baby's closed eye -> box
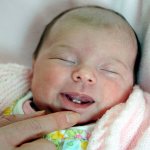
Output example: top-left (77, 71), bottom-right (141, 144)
top-left (100, 68), bottom-right (119, 74)
top-left (53, 57), bottom-right (75, 63)
top-left (49, 57), bottom-right (77, 65)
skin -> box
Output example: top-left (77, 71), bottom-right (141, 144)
top-left (0, 111), bottom-right (80, 149)
top-left (31, 17), bottom-right (137, 124)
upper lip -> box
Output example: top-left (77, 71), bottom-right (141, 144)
top-left (61, 92), bottom-right (95, 103)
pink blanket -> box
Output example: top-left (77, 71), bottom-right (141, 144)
top-left (88, 86), bottom-right (150, 150)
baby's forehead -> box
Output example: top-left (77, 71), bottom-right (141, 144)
top-left (45, 7), bottom-right (137, 60)
top-left (48, 7), bottom-right (136, 43)
top-left (52, 7), bottom-right (130, 31)
top-left (34, 6), bottom-right (137, 64)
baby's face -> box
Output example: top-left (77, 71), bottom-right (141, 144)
top-left (31, 25), bottom-right (137, 124)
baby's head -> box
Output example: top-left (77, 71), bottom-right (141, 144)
top-left (31, 6), bottom-right (139, 124)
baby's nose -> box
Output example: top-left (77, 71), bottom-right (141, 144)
top-left (72, 67), bottom-right (96, 84)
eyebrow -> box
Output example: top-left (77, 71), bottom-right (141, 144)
top-left (54, 44), bottom-right (74, 49)
top-left (49, 44), bottom-right (76, 53)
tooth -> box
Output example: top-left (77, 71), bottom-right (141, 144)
top-left (72, 99), bottom-right (81, 104)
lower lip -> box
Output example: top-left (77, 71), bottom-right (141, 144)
top-left (59, 94), bottom-right (94, 113)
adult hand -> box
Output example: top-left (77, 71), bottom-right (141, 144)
top-left (0, 111), bottom-right (80, 150)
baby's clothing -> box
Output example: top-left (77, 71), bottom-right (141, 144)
top-left (1, 64), bottom-right (150, 150)
top-left (3, 91), bottom-right (94, 150)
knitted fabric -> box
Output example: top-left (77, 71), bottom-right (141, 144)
top-left (87, 86), bottom-right (150, 150)
top-left (0, 63), bottom-right (31, 113)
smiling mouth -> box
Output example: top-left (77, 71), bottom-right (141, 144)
top-left (61, 93), bottom-right (95, 104)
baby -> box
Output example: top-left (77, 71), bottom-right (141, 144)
top-left (2, 5), bottom-right (142, 150)
top-left (31, 5), bottom-right (138, 124)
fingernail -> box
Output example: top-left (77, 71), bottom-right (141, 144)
top-left (66, 112), bottom-right (80, 124)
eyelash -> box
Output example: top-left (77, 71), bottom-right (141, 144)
top-left (50, 58), bottom-right (76, 64)
top-left (100, 69), bottom-right (119, 75)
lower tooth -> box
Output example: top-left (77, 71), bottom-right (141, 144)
top-left (72, 99), bottom-right (81, 104)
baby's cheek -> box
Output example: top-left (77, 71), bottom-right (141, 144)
top-left (43, 67), bottom-right (66, 85)
top-left (103, 83), bottom-right (129, 106)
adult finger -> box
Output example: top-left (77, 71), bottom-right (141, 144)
top-left (16, 139), bottom-right (56, 150)
top-left (0, 111), bottom-right (45, 127)
top-left (1, 111), bottom-right (80, 147)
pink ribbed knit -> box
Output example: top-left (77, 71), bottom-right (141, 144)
top-left (87, 86), bottom-right (150, 150)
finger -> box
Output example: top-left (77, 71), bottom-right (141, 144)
top-left (17, 139), bottom-right (56, 150)
top-left (1, 111), bottom-right (80, 147)
top-left (0, 111), bottom-right (45, 127)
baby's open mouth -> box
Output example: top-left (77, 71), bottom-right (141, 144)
top-left (61, 93), bottom-right (95, 104)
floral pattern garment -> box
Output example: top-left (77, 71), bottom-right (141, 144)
top-left (44, 128), bottom-right (91, 150)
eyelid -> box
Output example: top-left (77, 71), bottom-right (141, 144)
top-left (49, 57), bottom-right (76, 64)
top-left (58, 58), bottom-right (76, 64)
top-left (100, 68), bottom-right (119, 74)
